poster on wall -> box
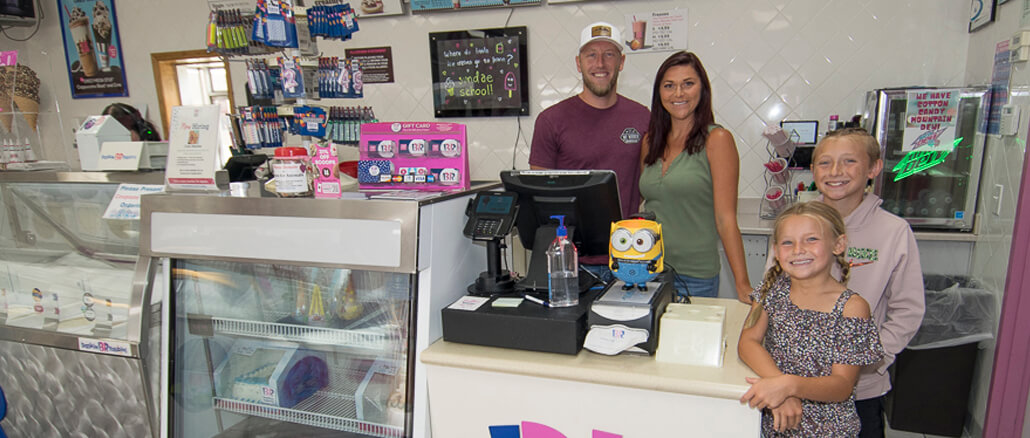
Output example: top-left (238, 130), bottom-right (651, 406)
top-left (429, 26), bottom-right (529, 117)
top-left (901, 90), bottom-right (960, 154)
top-left (345, 47), bottom-right (395, 84)
top-left (988, 40), bottom-right (1011, 135)
top-left (355, 0), bottom-right (404, 17)
top-left (969, 0), bottom-right (996, 32)
top-left (411, 0), bottom-right (539, 12)
top-left (622, 10), bottom-right (687, 53)
top-left (57, 0), bottom-right (128, 98)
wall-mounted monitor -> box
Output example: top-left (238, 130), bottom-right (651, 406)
top-left (0, 0), bottom-right (38, 27)
top-left (429, 26), bottom-right (529, 118)
top-left (780, 120), bottom-right (819, 145)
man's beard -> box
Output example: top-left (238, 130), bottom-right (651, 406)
top-left (582, 70), bottom-right (619, 97)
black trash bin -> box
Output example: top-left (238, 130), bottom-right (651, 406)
top-left (885, 275), bottom-right (995, 437)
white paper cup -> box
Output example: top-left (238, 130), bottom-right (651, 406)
top-left (765, 185), bottom-right (788, 211)
top-left (765, 157), bottom-right (791, 184)
top-left (763, 125), bottom-right (796, 157)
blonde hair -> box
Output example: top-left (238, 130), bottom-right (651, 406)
top-left (814, 127), bottom-right (880, 163)
top-left (744, 201), bottom-right (850, 328)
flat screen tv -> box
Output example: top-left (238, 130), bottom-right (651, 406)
top-left (0, 0), bottom-right (38, 27)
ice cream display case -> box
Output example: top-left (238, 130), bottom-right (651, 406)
top-left (140, 185), bottom-right (493, 438)
top-left (0, 171), bottom-right (165, 437)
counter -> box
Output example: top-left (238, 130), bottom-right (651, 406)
top-left (737, 198), bottom-right (978, 242)
top-left (421, 297), bottom-right (760, 437)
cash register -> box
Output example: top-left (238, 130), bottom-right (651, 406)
top-left (441, 170), bottom-right (622, 354)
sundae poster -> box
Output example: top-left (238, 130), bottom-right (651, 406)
top-left (57, 0), bottom-right (128, 99)
top-left (901, 90), bottom-right (960, 153)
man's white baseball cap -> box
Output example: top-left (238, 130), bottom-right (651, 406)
top-left (579, 21), bottom-right (623, 52)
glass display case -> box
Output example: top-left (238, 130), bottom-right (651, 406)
top-left (142, 186), bottom-right (493, 438)
top-left (0, 171), bottom-right (164, 437)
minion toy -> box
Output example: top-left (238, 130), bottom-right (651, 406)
top-left (609, 218), bottom-right (664, 291)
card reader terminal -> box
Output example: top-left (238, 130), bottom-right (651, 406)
top-left (464, 191), bottom-right (518, 241)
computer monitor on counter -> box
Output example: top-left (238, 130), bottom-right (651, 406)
top-left (499, 170), bottom-right (622, 293)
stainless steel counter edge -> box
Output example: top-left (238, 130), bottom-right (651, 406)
top-left (0, 171), bottom-right (166, 184)
top-left (422, 297), bottom-right (756, 401)
top-left (0, 325), bottom-right (142, 358)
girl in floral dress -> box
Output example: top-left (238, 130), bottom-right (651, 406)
top-left (739, 202), bottom-right (884, 437)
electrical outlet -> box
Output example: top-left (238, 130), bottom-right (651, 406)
top-left (993, 184), bottom-right (1004, 216)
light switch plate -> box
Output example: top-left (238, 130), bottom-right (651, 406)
top-left (993, 184), bottom-right (1004, 216)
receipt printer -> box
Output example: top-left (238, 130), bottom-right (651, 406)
top-left (584, 280), bottom-right (672, 355)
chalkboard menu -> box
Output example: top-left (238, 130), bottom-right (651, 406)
top-left (429, 27), bottom-right (529, 118)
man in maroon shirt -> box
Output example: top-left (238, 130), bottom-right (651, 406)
top-left (529, 21), bottom-right (650, 277)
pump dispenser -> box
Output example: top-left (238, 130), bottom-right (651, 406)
top-left (546, 215), bottom-right (578, 307)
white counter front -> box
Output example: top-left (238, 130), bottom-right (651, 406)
top-left (421, 297), bottom-right (761, 437)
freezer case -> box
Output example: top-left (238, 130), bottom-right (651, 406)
top-left (142, 187), bottom-right (491, 438)
top-left (0, 171), bottom-right (164, 437)
top-left (865, 87), bottom-right (989, 231)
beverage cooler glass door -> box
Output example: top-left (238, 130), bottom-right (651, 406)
top-left (170, 258), bottom-right (413, 438)
top-left (872, 87), bottom-right (988, 230)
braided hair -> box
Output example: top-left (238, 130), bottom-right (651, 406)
top-left (744, 201), bottom-right (849, 328)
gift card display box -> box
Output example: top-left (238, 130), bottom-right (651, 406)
top-left (358, 122), bottom-right (469, 191)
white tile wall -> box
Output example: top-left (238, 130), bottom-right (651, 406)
top-left (12, 0), bottom-right (971, 198)
top-left (9, 1), bottom-right (1024, 434)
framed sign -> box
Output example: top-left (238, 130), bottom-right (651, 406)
top-left (970, 0), bottom-right (996, 32)
top-left (429, 26), bottom-right (529, 118)
top-left (412, 0), bottom-right (539, 12)
top-left (57, 0), bottom-right (128, 98)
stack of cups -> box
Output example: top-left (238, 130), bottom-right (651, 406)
top-left (765, 185), bottom-right (788, 211)
top-left (763, 125), bottom-right (796, 158)
top-left (765, 157), bottom-right (790, 184)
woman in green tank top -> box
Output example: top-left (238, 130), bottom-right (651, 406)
top-left (638, 51), bottom-right (752, 303)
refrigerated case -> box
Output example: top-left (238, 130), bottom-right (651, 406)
top-left (865, 87), bottom-right (989, 231)
top-left (140, 186), bottom-right (492, 438)
top-left (0, 171), bottom-right (164, 437)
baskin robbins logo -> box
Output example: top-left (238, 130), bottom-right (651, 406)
top-left (78, 338), bottom-right (132, 357)
top-left (489, 421), bottom-right (622, 438)
top-left (100, 152), bottom-right (138, 161)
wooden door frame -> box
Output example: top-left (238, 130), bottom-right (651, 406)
top-left (150, 50), bottom-right (235, 139)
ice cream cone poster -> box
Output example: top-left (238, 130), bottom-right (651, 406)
top-left (58, 0), bottom-right (128, 98)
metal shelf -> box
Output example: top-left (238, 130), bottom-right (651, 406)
top-left (214, 395), bottom-right (403, 438)
top-left (208, 316), bottom-right (396, 351)
top-left (214, 359), bottom-right (405, 437)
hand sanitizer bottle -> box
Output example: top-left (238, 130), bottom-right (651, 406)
top-left (546, 215), bottom-right (579, 307)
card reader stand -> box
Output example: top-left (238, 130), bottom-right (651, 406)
top-left (464, 191), bottom-right (519, 296)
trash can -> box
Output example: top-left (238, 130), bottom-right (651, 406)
top-left (885, 275), bottom-right (995, 437)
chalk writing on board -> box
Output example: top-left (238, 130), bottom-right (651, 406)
top-left (430, 27), bottom-right (528, 117)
